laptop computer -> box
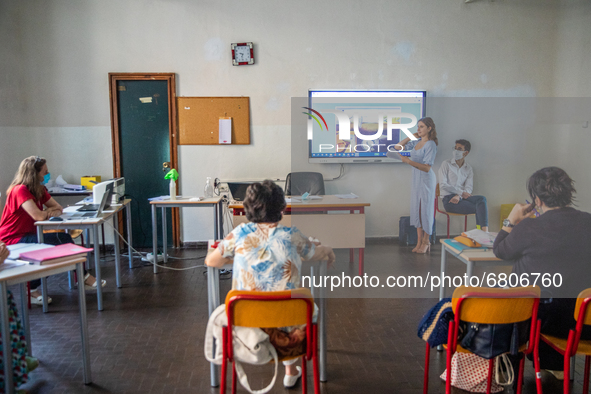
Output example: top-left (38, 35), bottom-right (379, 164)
top-left (77, 183), bottom-right (113, 211)
top-left (227, 182), bottom-right (250, 202)
top-left (61, 185), bottom-right (111, 220)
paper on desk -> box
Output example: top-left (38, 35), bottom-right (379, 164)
top-left (462, 229), bottom-right (498, 247)
top-left (219, 118), bottom-right (231, 144)
top-left (0, 260), bottom-right (27, 272)
top-left (336, 193), bottom-right (359, 199)
top-left (56, 175), bottom-right (68, 186)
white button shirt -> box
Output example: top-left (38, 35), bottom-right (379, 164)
top-left (438, 158), bottom-right (473, 198)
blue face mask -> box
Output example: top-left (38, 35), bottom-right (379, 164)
top-left (42, 173), bottom-right (51, 185)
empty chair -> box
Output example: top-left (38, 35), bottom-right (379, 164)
top-left (285, 172), bottom-right (325, 196)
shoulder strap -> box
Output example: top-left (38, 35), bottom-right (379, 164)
top-left (234, 345), bottom-right (279, 394)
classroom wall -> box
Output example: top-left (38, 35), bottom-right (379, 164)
top-left (0, 0), bottom-right (588, 242)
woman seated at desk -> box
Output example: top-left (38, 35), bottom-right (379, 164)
top-left (493, 166), bottom-right (591, 379)
top-left (206, 180), bottom-right (335, 388)
top-left (0, 156), bottom-right (105, 305)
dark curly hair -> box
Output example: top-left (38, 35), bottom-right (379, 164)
top-left (243, 180), bottom-right (286, 223)
top-left (527, 167), bottom-right (576, 208)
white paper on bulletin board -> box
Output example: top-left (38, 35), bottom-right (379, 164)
top-left (219, 118), bottom-right (232, 144)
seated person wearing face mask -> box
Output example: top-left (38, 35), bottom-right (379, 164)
top-left (438, 139), bottom-right (489, 232)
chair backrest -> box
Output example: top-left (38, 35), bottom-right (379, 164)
top-left (225, 288), bottom-right (314, 328)
top-left (285, 172), bottom-right (325, 196)
top-left (452, 286), bottom-right (541, 324)
top-left (575, 288), bottom-right (591, 325)
top-left (436, 183), bottom-right (441, 198)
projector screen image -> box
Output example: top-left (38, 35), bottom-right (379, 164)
top-left (308, 90), bottom-right (426, 164)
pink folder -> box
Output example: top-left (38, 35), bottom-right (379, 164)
top-left (19, 244), bottom-right (93, 263)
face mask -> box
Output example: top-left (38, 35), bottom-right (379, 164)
top-left (453, 150), bottom-right (464, 161)
top-left (42, 173), bottom-right (51, 185)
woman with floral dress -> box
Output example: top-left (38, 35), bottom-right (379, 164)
top-left (206, 180), bottom-right (335, 388)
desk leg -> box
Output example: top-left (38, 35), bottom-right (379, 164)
top-left (319, 261), bottom-right (328, 382)
top-left (213, 204), bottom-right (219, 241)
top-left (126, 203), bottom-right (133, 269)
top-left (162, 207), bottom-right (168, 264)
top-left (94, 225), bottom-right (104, 311)
top-left (113, 214), bottom-right (122, 288)
top-left (207, 266), bottom-right (220, 387)
top-left (84, 229), bottom-right (91, 271)
top-left (467, 262), bottom-right (474, 280)
top-left (20, 283), bottom-right (31, 357)
top-left (218, 201), bottom-right (224, 238)
top-left (36, 227), bottom-right (50, 313)
top-left (77, 262), bottom-right (92, 384)
top-left (0, 282), bottom-right (14, 394)
top-left (358, 248), bottom-right (364, 276)
top-left (152, 204), bottom-right (158, 274)
top-left (41, 277), bottom-right (49, 313)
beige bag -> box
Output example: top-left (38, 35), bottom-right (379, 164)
top-left (204, 304), bottom-right (279, 394)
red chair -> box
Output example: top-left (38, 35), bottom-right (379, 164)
top-left (534, 288), bottom-right (591, 394)
top-left (435, 184), bottom-right (475, 238)
top-left (222, 288), bottom-right (320, 394)
top-left (423, 286), bottom-right (540, 394)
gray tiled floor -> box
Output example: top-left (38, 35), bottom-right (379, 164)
top-left (10, 242), bottom-right (577, 393)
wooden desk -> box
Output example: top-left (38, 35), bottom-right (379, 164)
top-left (230, 195), bottom-right (370, 275)
top-left (0, 256), bottom-right (91, 393)
top-left (149, 197), bottom-right (223, 274)
top-left (35, 199), bottom-right (133, 311)
top-left (439, 239), bottom-right (509, 299)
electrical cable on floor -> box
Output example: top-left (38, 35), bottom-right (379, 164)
top-left (103, 221), bottom-right (208, 271)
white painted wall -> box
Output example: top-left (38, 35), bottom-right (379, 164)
top-left (0, 0), bottom-right (589, 242)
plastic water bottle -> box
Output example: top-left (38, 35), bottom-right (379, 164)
top-left (204, 177), bottom-right (214, 198)
top-left (169, 178), bottom-right (177, 200)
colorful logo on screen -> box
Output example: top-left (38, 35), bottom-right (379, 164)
top-left (302, 107), bottom-right (328, 131)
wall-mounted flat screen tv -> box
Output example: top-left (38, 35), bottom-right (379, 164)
top-left (307, 90), bottom-right (426, 164)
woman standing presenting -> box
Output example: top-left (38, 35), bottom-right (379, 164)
top-left (389, 117), bottom-right (438, 253)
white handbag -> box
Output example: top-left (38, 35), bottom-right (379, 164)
top-left (204, 304), bottom-right (279, 394)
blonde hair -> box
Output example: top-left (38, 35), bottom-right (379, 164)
top-left (419, 117), bottom-right (438, 146)
top-left (8, 156), bottom-right (46, 201)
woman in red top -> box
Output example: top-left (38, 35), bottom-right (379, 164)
top-left (0, 156), bottom-right (105, 305)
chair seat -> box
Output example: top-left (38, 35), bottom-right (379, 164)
top-left (541, 334), bottom-right (591, 355)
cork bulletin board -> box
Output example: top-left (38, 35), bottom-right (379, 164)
top-left (177, 97), bottom-right (250, 145)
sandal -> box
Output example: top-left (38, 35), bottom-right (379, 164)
top-left (30, 294), bottom-right (52, 305)
top-left (83, 273), bottom-right (107, 290)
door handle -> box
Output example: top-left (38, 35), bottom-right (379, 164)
top-left (163, 162), bottom-right (171, 172)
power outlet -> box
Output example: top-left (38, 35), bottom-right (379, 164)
top-left (219, 185), bottom-right (229, 192)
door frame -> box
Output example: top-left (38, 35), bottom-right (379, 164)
top-left (108, 73), bottom-right (181, 247)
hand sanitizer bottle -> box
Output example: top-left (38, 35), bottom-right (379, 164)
top-left (169, 178), bottom-right (177, 200)
top-left (204, 177), bottom-right (214, 198)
